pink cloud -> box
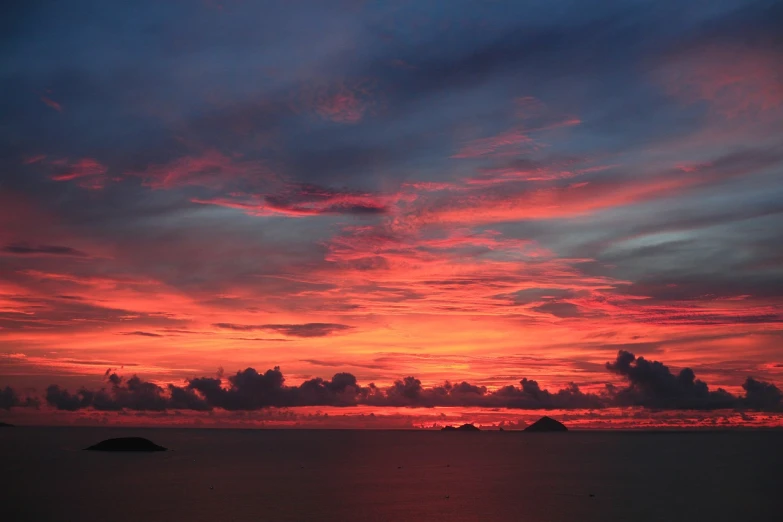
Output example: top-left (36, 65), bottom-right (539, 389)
top-left (452, 113), bottom-right (581, 159)
top-left (192, 184), bottom-right (405, 217)
top-left (296, 79), bottom-right (378, 124)
top-left (50, 158), bottom-right (108, 189)
top-left (470, 162), bottom-right (619, 185)
top-left (452, 128), bottom-right (538, 158)
top-left (128, 150), bottom-right (271, 190)
top-left (658, 44), bottom-right (783, 119)
top-left (23, 155), bottom-right (47, 165)
top-left (409, 149), bottom-right (781, 226)
top-left (41, 96), bottom-right (62, 112)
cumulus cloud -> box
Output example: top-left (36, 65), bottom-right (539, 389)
top-left (45, 373), bottom-right (208, 412)
top-left (10, 351), bottom-right (780, 413)
top-left (0, 386), bottom-right (39, 409)
top-left (742, 377), bottom-right (783, 411)
top-left (605, 350), bottom-right (738, 410)
top-left (2, 386), bottom-right (23, 409)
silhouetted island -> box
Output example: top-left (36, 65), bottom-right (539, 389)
top-left (441, 423), bottom-right (480, 432)
top-left (84, 437), bottom-right (167, 452)
top-left (523, 416), bottom-right (568, 432)
top-left (0, 422), bottom-right (14, 427)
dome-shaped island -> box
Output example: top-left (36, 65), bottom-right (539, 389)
top-left (85, 437), bottom-right (167, 452)
top-left (441, 423), bottom-right (481, 432)
top-left (523, 416), bottom-right (568, 432)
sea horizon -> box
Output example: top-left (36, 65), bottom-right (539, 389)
top-left (3, 427), bottom-right (781, 521)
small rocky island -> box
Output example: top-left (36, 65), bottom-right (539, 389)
top-left (441, 423), bottom-right (481, 432)
top-left (85, 437), bottom-right (167, 452)
top-left (0, 422), bottom-right (14, 428)
top-left (523, 416), bottom-right (568, 432)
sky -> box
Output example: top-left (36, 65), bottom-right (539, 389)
top-left (1, 0), bottom-right (782, 428)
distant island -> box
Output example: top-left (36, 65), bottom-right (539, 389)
top-left (441, 423), bottom-right (480, 432)
top-left (0, 422), bottom-right (14, 428)
top-left (84, 437), bottom-right (167, 452)
top-left (523, 416), bottom-right (568, 432)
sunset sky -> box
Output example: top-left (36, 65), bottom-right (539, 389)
top-left (1, 0), bottom-right (782, 428)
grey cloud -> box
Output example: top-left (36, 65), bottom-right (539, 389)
top-left (2, 242), bottom-right (88, 257)
top-left (27, 351), bottom-right (783, 413)
top-left (213, 322), bottom-right (353, 337)
top-left (120, 331), bottom-right (164, 338)
top-left (1, 386), bottom-right (39, 409)
top-left (605, 350), bottom-right (737, 410)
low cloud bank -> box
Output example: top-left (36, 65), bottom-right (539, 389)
top-left (4, 351), bottom-right (781, 413)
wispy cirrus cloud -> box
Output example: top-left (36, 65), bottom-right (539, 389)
top-left (193, 183), bottom-right (398, 217)
top-left (658, 44), bottom-right (783, 119)
top-left (40, 96), bottom-right (62, 112)
top-left (127, 149), bottom-right (271, 190)
top-left (451, 101), bottom-right (580, 159)
top-left (48, 158), bottom-right (108, 189)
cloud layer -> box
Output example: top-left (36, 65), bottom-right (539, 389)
top-left (13, 351), bottom-right (779, 413)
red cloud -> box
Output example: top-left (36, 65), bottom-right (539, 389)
top-left (410, 149), bottom-right (782, 226)
top-left (193, 183), bottom-right (407, 217)
top-left (23, 155), bottom-right (47, 165)
top-left (658, 44), bottom-right (783, 119)
top-left (41, 96), bottom-right (62, 112)
top-left (49, 158), bottom-right (108, 189)
top-left (129, 150), bottom-right (270, 190)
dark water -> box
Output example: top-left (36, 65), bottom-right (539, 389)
top-left (1, 428), bottom-right (781, 521)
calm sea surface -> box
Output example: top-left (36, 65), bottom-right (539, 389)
top-left (1, 428), bottom-right (781, 521)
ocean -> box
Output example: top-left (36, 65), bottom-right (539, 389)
top-left (1, 427), bottom-right (781, 521)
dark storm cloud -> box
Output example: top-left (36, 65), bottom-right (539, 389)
top-left (364, 376), bottom-right (605, 409)
top-left (213, 322), bottom-right (353, 337)
top-left (45, 372), bottom-right (209, 412)
top-left (45, 385), bottom-right (94, 411)
top-left (605, 350), bottom-right (737, 410)
top-left (492, 379), bottom-right (606, 410)
top-left (30, 351), bottom-right (783, 413)
top-left (1, 386), bottom-right (39, 409)
top-left (742, 378), bottom-right (783, 411)
top-left (1, 242), bottom-right (88, 257)
top-left (186, 367), bottom-right (364, 410)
